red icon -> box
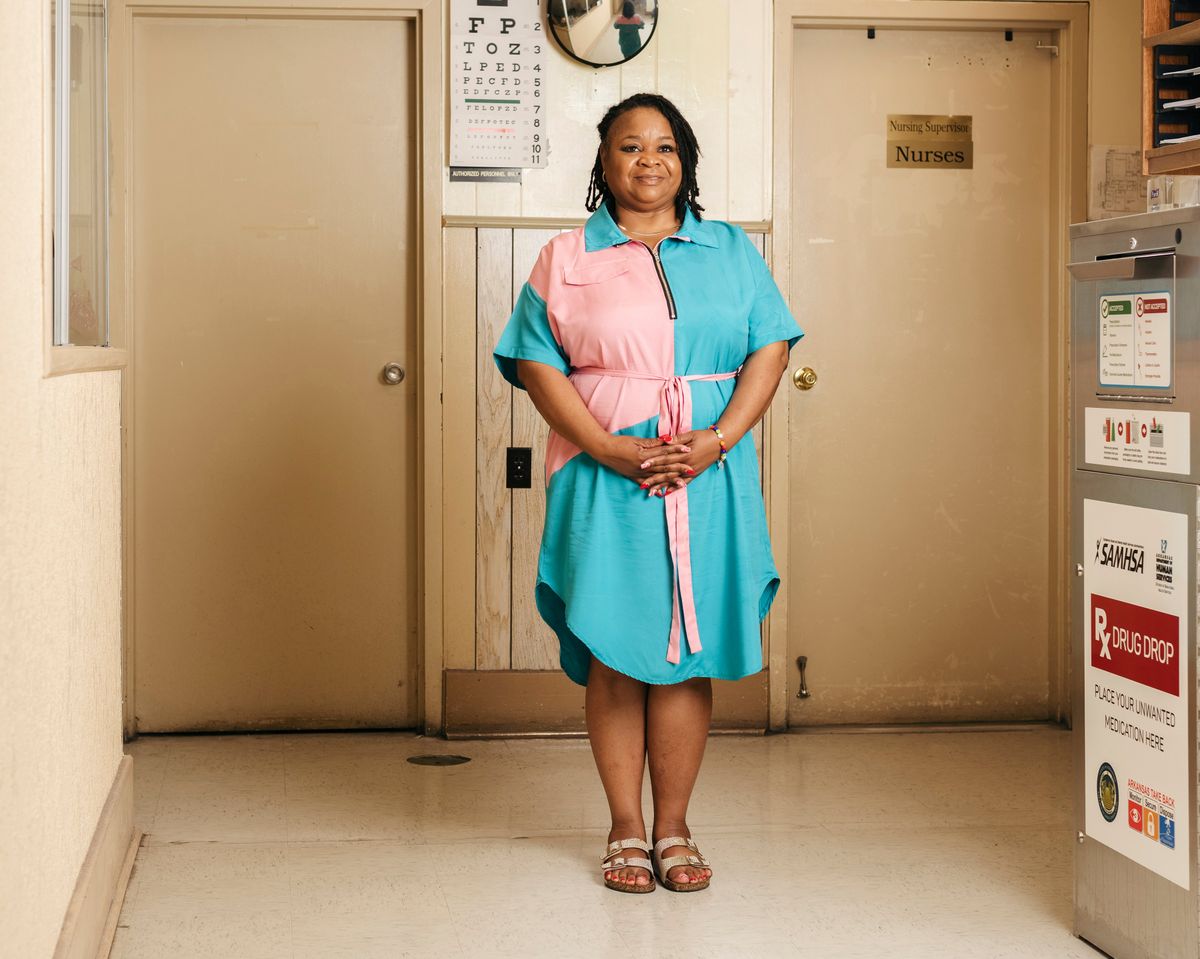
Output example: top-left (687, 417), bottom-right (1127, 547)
top-left (1142, 424), bottom-right (1148, 439)
top-left (1129, 801), bottom-right (1144, 831)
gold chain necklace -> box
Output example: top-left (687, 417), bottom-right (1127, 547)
top-left (617, 221), bottom-right (679, 237)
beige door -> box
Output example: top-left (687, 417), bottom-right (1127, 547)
top-left (132, 15), bottom-right (417, 730)
top-left (788, 26), bottom-right (1056, 724)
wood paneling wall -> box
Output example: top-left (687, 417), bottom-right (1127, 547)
top-left (445, 225), bottom-right (767, 673)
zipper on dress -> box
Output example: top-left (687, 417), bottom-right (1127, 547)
top-left (639, 241), bottom-right (677, 320)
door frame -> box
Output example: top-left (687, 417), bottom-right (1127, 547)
top-left (111, 0), bottom-right (445, 736)
top-left (769, 0), bottom-right (1088, 730)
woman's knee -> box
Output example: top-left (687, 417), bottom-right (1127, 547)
top-left (588, 655), bottom-right (645, 692)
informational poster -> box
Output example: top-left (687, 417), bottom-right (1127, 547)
top-left (1083, 498), bottom-right (1190, 889)
top-left (1085, 408), bottom-right (1191, 475)
top-left (450, 0), bottom-right (547, 174)
top-left (1088, 145), bottom-right (1148, 220)
top-left (1099, 292), bottom-right (1172, 390)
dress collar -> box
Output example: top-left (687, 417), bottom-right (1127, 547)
top-left (583, 201), bottom-right (719, 252)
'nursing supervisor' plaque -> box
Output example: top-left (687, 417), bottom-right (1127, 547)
top-left (886, 115), bottom-right (973, 169)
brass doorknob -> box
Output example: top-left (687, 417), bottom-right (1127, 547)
top-left (792, 366), bottom-right (818, 390)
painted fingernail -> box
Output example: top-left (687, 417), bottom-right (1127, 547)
top-left (684, 465), bottom-right (696, 474)
top-left (680, 446), bottom-right (691, 453)
top-left (639, 460), bottom-right (651, 469)
top-left (640, 482), bottom-right (649, 489)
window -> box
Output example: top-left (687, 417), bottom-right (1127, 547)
top-left (52, 0), bottom-right (109, 347)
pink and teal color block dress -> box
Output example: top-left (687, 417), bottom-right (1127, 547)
top-left (493, 202), bottom-right (804, 686)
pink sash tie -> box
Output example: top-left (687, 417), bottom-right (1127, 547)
top-left (572, 366), bottom-right (740, 665)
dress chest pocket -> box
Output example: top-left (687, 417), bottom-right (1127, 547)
top-left (557, 256), bottom-right (661, 327)
top-left (553, 254), bottom-right (673, 364)
top-left (563, 259), bottom-right (630, 286)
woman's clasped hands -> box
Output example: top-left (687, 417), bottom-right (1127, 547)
top-left (597, 430), bottom-right (723, 498)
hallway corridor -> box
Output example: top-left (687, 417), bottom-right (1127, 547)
top-left (111, 727), bottom-right (1097, 958)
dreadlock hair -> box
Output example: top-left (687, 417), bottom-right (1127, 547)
top-left (584, 93), bottom-right (704, 222)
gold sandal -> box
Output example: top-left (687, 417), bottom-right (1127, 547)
top-left (601, 838), bottom-right (656, 894)
top-left (652, 836), bottom-right (711, 892)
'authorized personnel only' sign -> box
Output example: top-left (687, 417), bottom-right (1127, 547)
top-left (1084, 498), bottom-right (1189, 889)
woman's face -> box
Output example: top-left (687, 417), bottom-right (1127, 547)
top-left (599, 107), bottom-right (682, 216)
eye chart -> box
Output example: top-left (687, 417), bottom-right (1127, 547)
top-left (450, 0), bottom-right (547, 178)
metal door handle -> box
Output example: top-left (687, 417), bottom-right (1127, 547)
top-left (382, 363), bottom-right (405, 385)
top-left (793, 367), bottom-right (818, 391)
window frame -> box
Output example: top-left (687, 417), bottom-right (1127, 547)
top-left (46, 0), bottom-right (126, 376)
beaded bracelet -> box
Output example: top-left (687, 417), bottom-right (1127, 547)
top-left (708, 424), bottom-right (728, 469)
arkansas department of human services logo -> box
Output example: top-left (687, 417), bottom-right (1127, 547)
top-left (1097, 763), bottom-right (1119, 823)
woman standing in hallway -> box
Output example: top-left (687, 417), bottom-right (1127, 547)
top-left (493, 93), bottom-right (803, 893)
top-left (613, 1), bottom-right (646, 60)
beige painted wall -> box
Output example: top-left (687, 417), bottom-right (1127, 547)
top-left (0, 1), bottom-right (1144, 947)
top-left (1089, 0), bottom-right (1142, 149)
top-left (448, 0), bottom-right (1141, 222)
top-left (0, 1), bottom-right (126, 956)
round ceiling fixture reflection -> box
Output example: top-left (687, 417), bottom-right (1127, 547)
top-left (548, 0), bottom-right (659, 69)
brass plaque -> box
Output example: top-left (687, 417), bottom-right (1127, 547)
top-left (887, 114), bottom-right (973, 169)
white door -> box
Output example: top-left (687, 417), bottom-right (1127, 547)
top-left (132, 14), bottom-right (418, 730)
top-left (788, 26), bottom-right (1056, 724)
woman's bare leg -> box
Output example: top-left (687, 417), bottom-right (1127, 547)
top-left (646, 677), bottom-right (713, 885)
top-left (586, 656), bottom-right (651, 888)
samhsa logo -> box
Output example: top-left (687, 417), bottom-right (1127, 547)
top-left (1094, 537), bottom-right (1145, 574)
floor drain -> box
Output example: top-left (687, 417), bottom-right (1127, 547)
top-left (407, 754), bottom-right (471, 766)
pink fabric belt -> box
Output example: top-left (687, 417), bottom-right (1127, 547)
top-left (573, 366), bottom-right (740, 665)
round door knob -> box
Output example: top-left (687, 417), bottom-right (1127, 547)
top-left (382, 363), bottom-right (406, 385)
top-left (792, 366), bottom-right (818, 391)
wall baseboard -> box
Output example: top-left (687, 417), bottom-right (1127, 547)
top-left (443, 668), bottom-right (768, 737)
top-left (53, 754), bottom-right (141, 959)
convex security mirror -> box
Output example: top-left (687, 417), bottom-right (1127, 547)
top-left (548, 0), bottom-right (659, 68)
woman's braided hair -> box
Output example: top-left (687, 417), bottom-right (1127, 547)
top-left (585, 93), bottom-right (704, 222)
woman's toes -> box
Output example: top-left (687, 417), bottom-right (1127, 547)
top-left (634, 871), bottom-right (649, 886)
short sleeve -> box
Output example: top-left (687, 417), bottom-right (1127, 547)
top-left (493, 279), bottom-right (571, 391)
top-left (742, 230), bottom-right (805, 355)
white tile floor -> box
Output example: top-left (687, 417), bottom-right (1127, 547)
top-left (112, 727), bottom-right (1104, 959)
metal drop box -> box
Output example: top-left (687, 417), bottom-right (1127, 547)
top-left (1070, 208), bottom-right (1200, 959)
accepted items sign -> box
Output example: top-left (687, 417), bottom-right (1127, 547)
top-left (1084, 499), bottom-right (1189, 889)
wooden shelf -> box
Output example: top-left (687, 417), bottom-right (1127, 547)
top-left (1147, 139), bottom-right (1200, 157)
top-left (1144, 18), bottom-right (1200, 47)
top-left (1142, 1), bottom-right (1200, 174)
top-left (1146, 140), bottom-right (1200, 175)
